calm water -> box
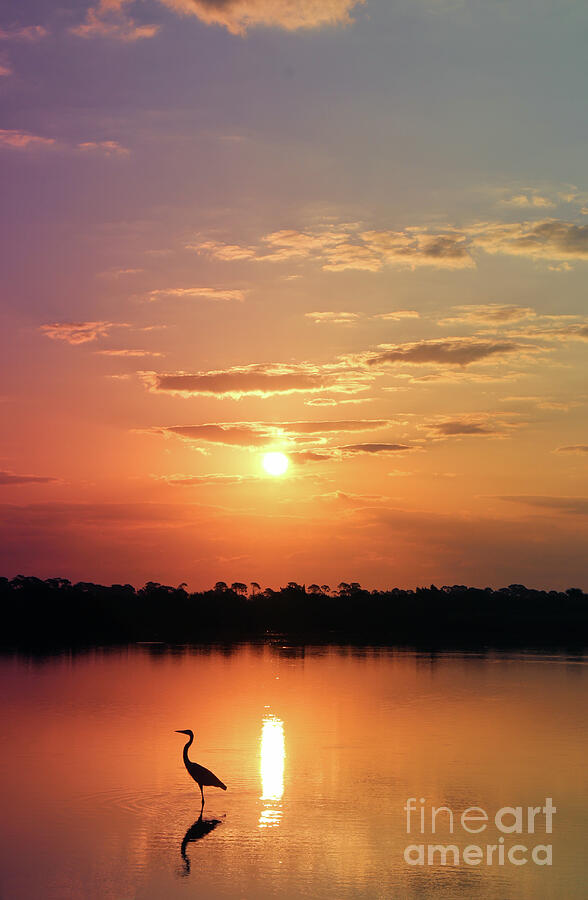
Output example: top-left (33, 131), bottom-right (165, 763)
top-left (1, 644), bottom-right (587, 899)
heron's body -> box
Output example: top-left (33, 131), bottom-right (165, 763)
top-left (176, 729), bottom-right (227, 808)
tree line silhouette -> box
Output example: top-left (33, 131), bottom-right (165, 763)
top-left (1, 576), bottom-right (586, 649)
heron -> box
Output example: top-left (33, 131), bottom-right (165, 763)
top-left (175, 729), bottom-right (227, 809)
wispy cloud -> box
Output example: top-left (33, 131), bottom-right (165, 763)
top-left (423, 414), bottom-right (517, 438)
top-left (338, 443), bottom-right (417, 455)
top-left (99, 267), bottom-right (144, 278)
top-left (74, 0), bottom-right (363, 40)
top-left (144, 362), bottom-right (371, 399)
top-left (364, 337), bottom-right (526, 368)
top-left (401, 370), bottom-right (525, 384)
top-left (500, 395), bottom-right (582, 411)
top-left (1, 131), bottom-right (132, 156)
top-left (0, 129), bottom-right (55, 150)
top-left (192, 224), bottom-right (474, 271)
top-left (305, 311), bottom-right (360, 326)
top-left (40, 321), bottom-right (128, 344)
top-left (438, 304), bottom-right (536, 325)
top-left (152, 418), bottom-right (393, 448)
top-left (500, 193), bottom-right (555, 209)
top-left (147, 287), bottom-right (246, 302)
top-left (471, 219), bottom-right (588, 262)
top-left (192, 217), bottom-right (588, 272)
top-left (305, 309), bottom-right (419, 325)
top-left (158, 473), bottom-right (262, 485)
top-left (77, 140), bottom-right (130, 156)
top-left (305, 396), bottom-right (373, 406)
top-left (0, 471), bottom-right (57, 485)
top-left (96, 348), bottom-right (164, 357)
top-left (157, 0), bottom-right (365, 34)
top-left (0, 25), bottom-right (49, 41)
top-left (72, 1), bottom-right (159, 41)
top-left (276, 419), bottom-right (393, 434)
top-left (154, 423), bottom-right (279, 447)
top-left (498, 496), bottom-right (588, 516)
top-left (287, 442), bottom-right (420, 462)
top-left (554, 445), bottom-right (588, 455)
top-left (374, 310), bottom-right (420, 321)
top-left (314, 490), bottom-right (389, 506)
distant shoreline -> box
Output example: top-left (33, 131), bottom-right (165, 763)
top-left (2, 576), bottom-right (586, 653)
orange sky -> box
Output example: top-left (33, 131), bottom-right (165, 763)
top-left (0, 0), bottom-right (586, 590)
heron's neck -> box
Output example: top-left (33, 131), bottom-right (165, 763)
top-left (183, 734), bottom-right (194, 766)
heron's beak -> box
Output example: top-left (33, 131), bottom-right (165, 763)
top-left (175, 729), bottom-right (188, 734)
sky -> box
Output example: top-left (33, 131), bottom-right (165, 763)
top-left (0, 0), bottom-right (587, 591)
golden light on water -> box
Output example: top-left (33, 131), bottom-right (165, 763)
top-left (262, 452), bottom-right (289, 477)
top-left (259, 715), bottom-right (285, 828)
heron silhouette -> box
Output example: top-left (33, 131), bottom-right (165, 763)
top-left (175, 729), bottom-right (227, 810)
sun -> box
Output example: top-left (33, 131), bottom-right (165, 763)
top-left (262, 452), bottom-right (289, 476)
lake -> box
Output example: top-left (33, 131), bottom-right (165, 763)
top-left (1, 644), bottom-right (587, 898)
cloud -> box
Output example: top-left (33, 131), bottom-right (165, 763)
top-left (305, 309), bottom-right (420, 325)
top-left (305, 311), bottom-right (360, 325)
top-left (439, 304), bottom-right (536, 325)
top-left (403, 370), bottom-right (525, 384)
top-left (502, 319), bottom-right (588, 343)
top-left (155, 423), bottom-right (278, 447)
top-left (157, 0), bottom-right (365, 34)
top-left (153, 418), bottom-right (393, 448)
top-left (148, 367), bottom-right (328, 399)
top-left (0, 61), bottom-right (12, 77)
top-left (471, 219), bottom-right (588, 262)
top-left (314, 490), bottom-right (389, 506)
top-left (365, 337), bottom-right (524, 368)
top-left (40, 321), bottom-right (127, 344)
top-left (96, 348), bottom-right (164, 357)
top-left (304, 395), bottom-right (373, 406)
top-left (0, 25), bottom-right (49, 41)
top-left (100, 267), bottom-right (144, 277)
top-left (338, 443), bottom-right (417, 455)
top-left (288, 450), bottom-right (336, 463)
top-left (75, 0), bottom-right (364, 38)
top-left (147, 287), bottom-right (245, 302)
top-left (283, 442), bottom-right (417, 463)
top-left (498, 496), bottom-right (588, 516)
top-left (424, 417), bottom-right (506, 437)
top-left (191, 224), bottom-right (474, 271)
top-left (145, 362), bottom-right (371, 399)
top-left (193, 217), bottom-right (588, 273)
top-left (555, 445), bottom-right (588, 455)
top-left (77, 140), bottom-right (130, 156)
top-left (1, 131), bottom-right (131, 156)
top-left (374, 310), bottom-right (420, 321)
top-left (275, 419), bottom-right (392, 434)
top-left (499, 395), bottom-right (581, 411)
top-left (357, 230), bottom-right (474, 271)
top-left (559, 323), bottom-right (588, 341)
top-left (187, 239), bottom-right (258, 261)
top-left (0, 471), bottom-right (58, 485)
top-left (72, 1), bottom-right (159, 40)
top-left (0, 129), bottom-right (55, 150)
top-left (159, 473), bottom-right (262, 485)
top-left (501, 193), bottom-right (555, 209)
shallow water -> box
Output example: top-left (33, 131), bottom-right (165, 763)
top-left (0, 644), bottom-right (587, 898)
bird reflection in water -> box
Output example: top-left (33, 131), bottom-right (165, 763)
top-left (259, 715), bottom-right (285, 829)
top-left (179, 813), bottom-right (223, 875)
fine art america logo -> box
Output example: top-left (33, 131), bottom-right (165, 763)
top-left (403, 798), bottom-right (555, 867)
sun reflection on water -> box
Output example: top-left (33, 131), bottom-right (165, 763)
top-left (259, 715), bottom-right (285, 828)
